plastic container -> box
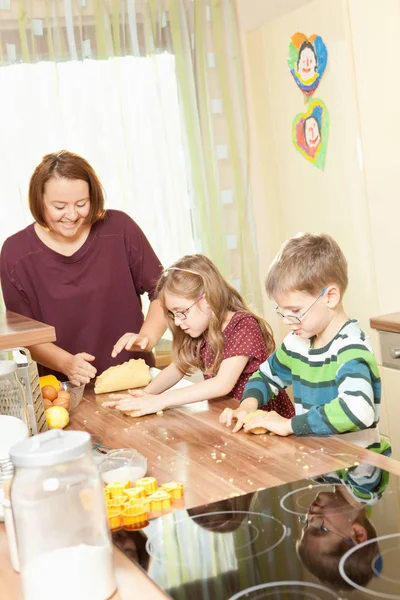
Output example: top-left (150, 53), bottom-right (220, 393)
top-left (99, 448), bottom-right (147, 486)
top-left (60, 381), bottom-right (85, 409)
top-left (9, 429), bottom-right (117, 600)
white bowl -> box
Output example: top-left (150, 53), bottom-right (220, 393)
top-left (99, 448), bottom-right (147, 486)
top-left (0, 416), bottom-right (29, 460)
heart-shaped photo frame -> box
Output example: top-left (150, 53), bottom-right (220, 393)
top-left (292, 99), bottom-right (329, 170)
top-left (288, 33), bottom-right (328, 96)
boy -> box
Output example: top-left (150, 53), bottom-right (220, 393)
top-left (220, 233), bottom-right (381, 446)
top-left (296, 459), bottom-right (388, 590)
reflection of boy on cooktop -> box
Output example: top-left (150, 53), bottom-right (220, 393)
top-left (297, 442), bottom-right (390, 591)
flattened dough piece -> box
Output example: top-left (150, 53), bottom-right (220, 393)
top-left (123, 410), bottom-right (142, 418)
top-left (94, 358), bottom-right (151, 394)
top-left (244, 410), bottom-right (268, 435)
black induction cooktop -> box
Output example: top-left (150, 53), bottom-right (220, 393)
top-left (112, 461), bottom-right (399, 599)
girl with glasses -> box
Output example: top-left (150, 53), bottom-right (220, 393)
top-left (104, 254), bottom-right (294, 418)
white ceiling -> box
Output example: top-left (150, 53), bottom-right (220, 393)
top-left (235, 0), bottom-right (316, 32)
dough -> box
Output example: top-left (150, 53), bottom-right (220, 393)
top-left (94, 359), bottom-right (152, 394)
top-left (244, 410), bottom-right (268, 435)
top-left (124, 410), bottom-right (142, 418)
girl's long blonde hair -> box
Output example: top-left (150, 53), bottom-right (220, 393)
top-left (156, 254), bottom-right (275, 376)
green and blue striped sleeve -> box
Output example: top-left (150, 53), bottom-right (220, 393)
top-left (241, 346), bottom-right (293, 407)
top-left (291, 358), bottom-right (379, 436)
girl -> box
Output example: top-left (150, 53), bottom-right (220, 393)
top-left (103, 254), bottom-right (294, 418)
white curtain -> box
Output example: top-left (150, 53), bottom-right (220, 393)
top-left (0, 54), bottom-right (195, 268)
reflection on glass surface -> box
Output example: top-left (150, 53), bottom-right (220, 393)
top-left (113, 456), bottom-right (398, 600)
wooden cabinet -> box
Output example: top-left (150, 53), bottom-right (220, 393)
top-left (0, 311), bottom-right (56, 351)
top-left (371, 313), bottom-right (400, 459)
top-left (380, 366), bottom-right (400, 458)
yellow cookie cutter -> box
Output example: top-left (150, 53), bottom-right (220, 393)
top-left (160, 482), bottom-right (185, 500)
top-left (135, 477), bottom-right (158, 495)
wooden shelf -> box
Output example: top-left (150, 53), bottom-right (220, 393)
top-left (0, 310), bottom-right (56, 351)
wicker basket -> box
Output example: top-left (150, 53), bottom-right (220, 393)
top-left (1, 348), bottom-right (48, 435)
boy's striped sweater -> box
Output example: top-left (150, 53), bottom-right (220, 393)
top-left (242, 320), bottom-right (381, 438)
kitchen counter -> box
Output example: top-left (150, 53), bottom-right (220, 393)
top-left (2, 388), bottom-right (400, 599)
top-left (370, 311), bottom-right (400, 333)
top-left (0, 310), bottom-right (56, 351)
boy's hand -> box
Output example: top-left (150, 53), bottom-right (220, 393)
top-left (220, 407), bottom-right (250, 433)
top-left (243, 411), bottom-right (293, 437)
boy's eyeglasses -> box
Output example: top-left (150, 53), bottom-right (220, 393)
top-left (299, 515), bottom-right (355, 545)
top-left (275, 287), bottom-right (328, 325)
top-left (168, 294), bottom-right (204, 321)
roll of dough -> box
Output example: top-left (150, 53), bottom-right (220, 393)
top-left (94, 358), bottom-right (152, 394)
top-left (243, 410), bottom-right (268, 435)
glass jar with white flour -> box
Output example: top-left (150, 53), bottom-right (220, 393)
top-left (9, 429), bottom-right (117, 600)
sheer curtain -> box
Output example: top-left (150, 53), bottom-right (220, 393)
top-left (0, 55), bottom-right (194, 268)
top-left (0, 0), bottom-right (263, 312)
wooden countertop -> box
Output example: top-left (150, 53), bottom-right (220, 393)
top-left (0, 310), bottom-right (56, 351)
top-left (370, 312), bottom-right (400, 334)
top-left (2, 387), bottom-right (400, 600)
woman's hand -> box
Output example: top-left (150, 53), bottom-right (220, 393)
top-left (219, 407), bottom-right (250, 433)
top-left (243, 411), bottom-right (293, 437)
top-left (103, 391), bottom-right (164, 417)
top-left (64, 352), bottom-right (97, 385)
top-left (111, 332), bottom-right (149, 357)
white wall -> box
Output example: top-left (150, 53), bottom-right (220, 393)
top-left (237, 0), bottom-right (395, 354)
top-left (348, 0), bottom-right (400, 315)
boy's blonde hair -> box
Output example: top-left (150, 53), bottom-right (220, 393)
top-left (156, 254), bottom-right (275, 376)
top-left (266, 233), bottom-right (348, 298)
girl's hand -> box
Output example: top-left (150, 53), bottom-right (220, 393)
top-left (102, 388), bottom-right (148, 409)
top-left (65, 352), bottom-right (97, 385)
top-left (243, 411), bottom-right (293, 437)
top-left (219, 407), bottom-right (250, 433)
top-left (103, 393), bottom-right (164, 417)
top-left (111, 332), bottom-right (149, 357)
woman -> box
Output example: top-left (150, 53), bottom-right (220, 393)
top-left (0, 151), bottom-right (165, 385)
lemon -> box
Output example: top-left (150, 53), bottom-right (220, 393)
top-left (45, 406), bottom-right (69, 429)
top-left (40, 375), bottom-right (61, 390)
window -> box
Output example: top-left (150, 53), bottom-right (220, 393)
top-left (0, 54), bottom-right (195, 267)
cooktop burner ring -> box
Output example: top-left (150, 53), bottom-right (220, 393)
top-left (339, 532), bottom-right (400, 599)
top-left (280, 482), bottom-right (375, 517)
top-left (227, 580), bottom-right (342, 599)
top-left (145, 510), bottom-right (288, 567)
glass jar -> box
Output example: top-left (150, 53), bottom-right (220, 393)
top-left (0, 360), bottom-right (29, 427)
top-left (10, 429), bottom-right (117, 600)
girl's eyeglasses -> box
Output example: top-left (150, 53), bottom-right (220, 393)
top-left (275, 287), bottom-right (328, 325)
top-left (168, 294), bottom-right (204, 321)
top-left (299, 515), bottom-right (355, 545)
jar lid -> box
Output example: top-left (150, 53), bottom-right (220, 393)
top-left (9, 429), bottom-right (91, 468)
top-left (0, 360), bottom-right (17, 375)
